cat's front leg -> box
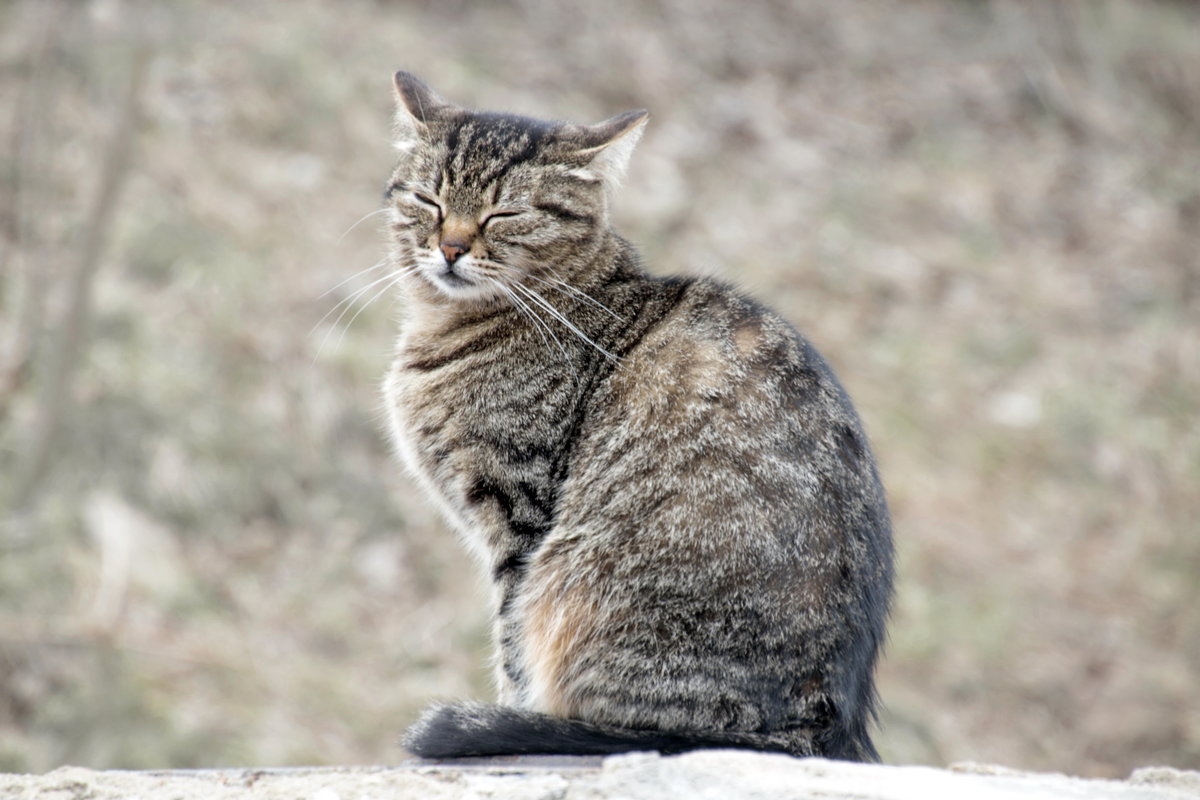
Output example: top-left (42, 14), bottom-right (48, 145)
top-left (493, 658), bottom-right (520, 705)
top-left (490, 565), bottom-right (531, 706)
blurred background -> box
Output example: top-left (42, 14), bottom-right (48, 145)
top-left (1, 0), bottom-right (1197, 778)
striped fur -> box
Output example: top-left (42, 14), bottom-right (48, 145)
top-left (382, 72), bottom-right (893, 762)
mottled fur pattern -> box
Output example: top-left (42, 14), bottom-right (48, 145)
top-left (382, 71), bottom-right (893, 762)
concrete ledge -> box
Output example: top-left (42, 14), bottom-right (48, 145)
top-left (5, 751), bottom-right (1199, 799)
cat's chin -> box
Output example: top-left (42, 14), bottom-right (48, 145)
top-left (421, 266), bottom-right (503, 304)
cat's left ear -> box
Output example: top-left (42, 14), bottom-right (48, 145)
top-left (570, 110), bottom-right (649, 188)
top-left (392, 70), bottom-right (453, 149)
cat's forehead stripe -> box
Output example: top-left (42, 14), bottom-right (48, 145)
top-left (441, 114), bottom-right (552, 196)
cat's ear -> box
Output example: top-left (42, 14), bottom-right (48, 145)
top-left (569, 110), bottom-right (649, 188)
top-left (392, 71), bottom-right (452, 149)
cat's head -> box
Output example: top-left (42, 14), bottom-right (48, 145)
top-left (386, 71), bottom-right (647, 303)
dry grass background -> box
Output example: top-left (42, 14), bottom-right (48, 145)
top-left (1, 0), bottom-right (1197, 779)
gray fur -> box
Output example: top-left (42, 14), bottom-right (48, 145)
top-left (382, 71), bottom-right (893, 762)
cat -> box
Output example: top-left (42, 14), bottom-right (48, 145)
top-left (381, 70), bottom-right (894, 762)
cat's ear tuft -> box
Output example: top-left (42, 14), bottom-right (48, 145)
top-left (571, 110), bottom-right (649, 188)
top-left (392, 71), bottom-right (450, 149)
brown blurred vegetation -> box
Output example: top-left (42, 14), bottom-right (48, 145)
top-left (1, 0), bottom-right (1198, 778)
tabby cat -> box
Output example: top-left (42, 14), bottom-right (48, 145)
top-left (382, 71), bottom-right (893, 762)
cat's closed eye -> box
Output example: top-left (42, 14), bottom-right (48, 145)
top-left (482, 209), bottom-right (523, 228)
top-left (411, 192), bottom-right (443, 220)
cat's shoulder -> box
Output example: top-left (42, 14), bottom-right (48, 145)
top-left (626, 274), bottom-right (822, 364)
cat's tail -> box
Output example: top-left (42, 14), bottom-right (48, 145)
top-left (402, 701), bottom-right (811, 759)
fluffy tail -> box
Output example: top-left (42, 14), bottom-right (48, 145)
top-left (402, 702), bottom-right (811, 759)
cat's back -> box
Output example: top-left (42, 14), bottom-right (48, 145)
top-left (558, 275), bottom-right (888, 546)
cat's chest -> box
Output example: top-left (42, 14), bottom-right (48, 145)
top-left (382, 355), bottom-right (483, 535)
top-left (383, 335), bottom-right (588, 559)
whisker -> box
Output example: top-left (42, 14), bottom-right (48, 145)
top-left (312, 264), bottom-right (416, 360)
top-left (319, 259), bottom-right (390, 299)
top-left (337, 208), bottom-right (389, 244)
top-left (330, 268), bottom-right (411, 353)
top-left (484, 261), bottom-right (625, 323)
top-left (490, 279), bottom-right (569, 362)
top-left (312, 265), bottom-right (405, 337)
top-left (539, 269), bottom-right (625, 321)
top-left (510, 281), bottom-right (619, 362)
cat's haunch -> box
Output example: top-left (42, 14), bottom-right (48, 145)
top-left (381, 70), bottom-right (893, 762)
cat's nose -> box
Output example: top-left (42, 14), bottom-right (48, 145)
top-left (439, 241), bottom-right (468, 264)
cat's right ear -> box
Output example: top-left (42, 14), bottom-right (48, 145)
top-left (567, 110), bottom-right (649, 189)
top-left (392, 71), bottom-right (450, 149)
